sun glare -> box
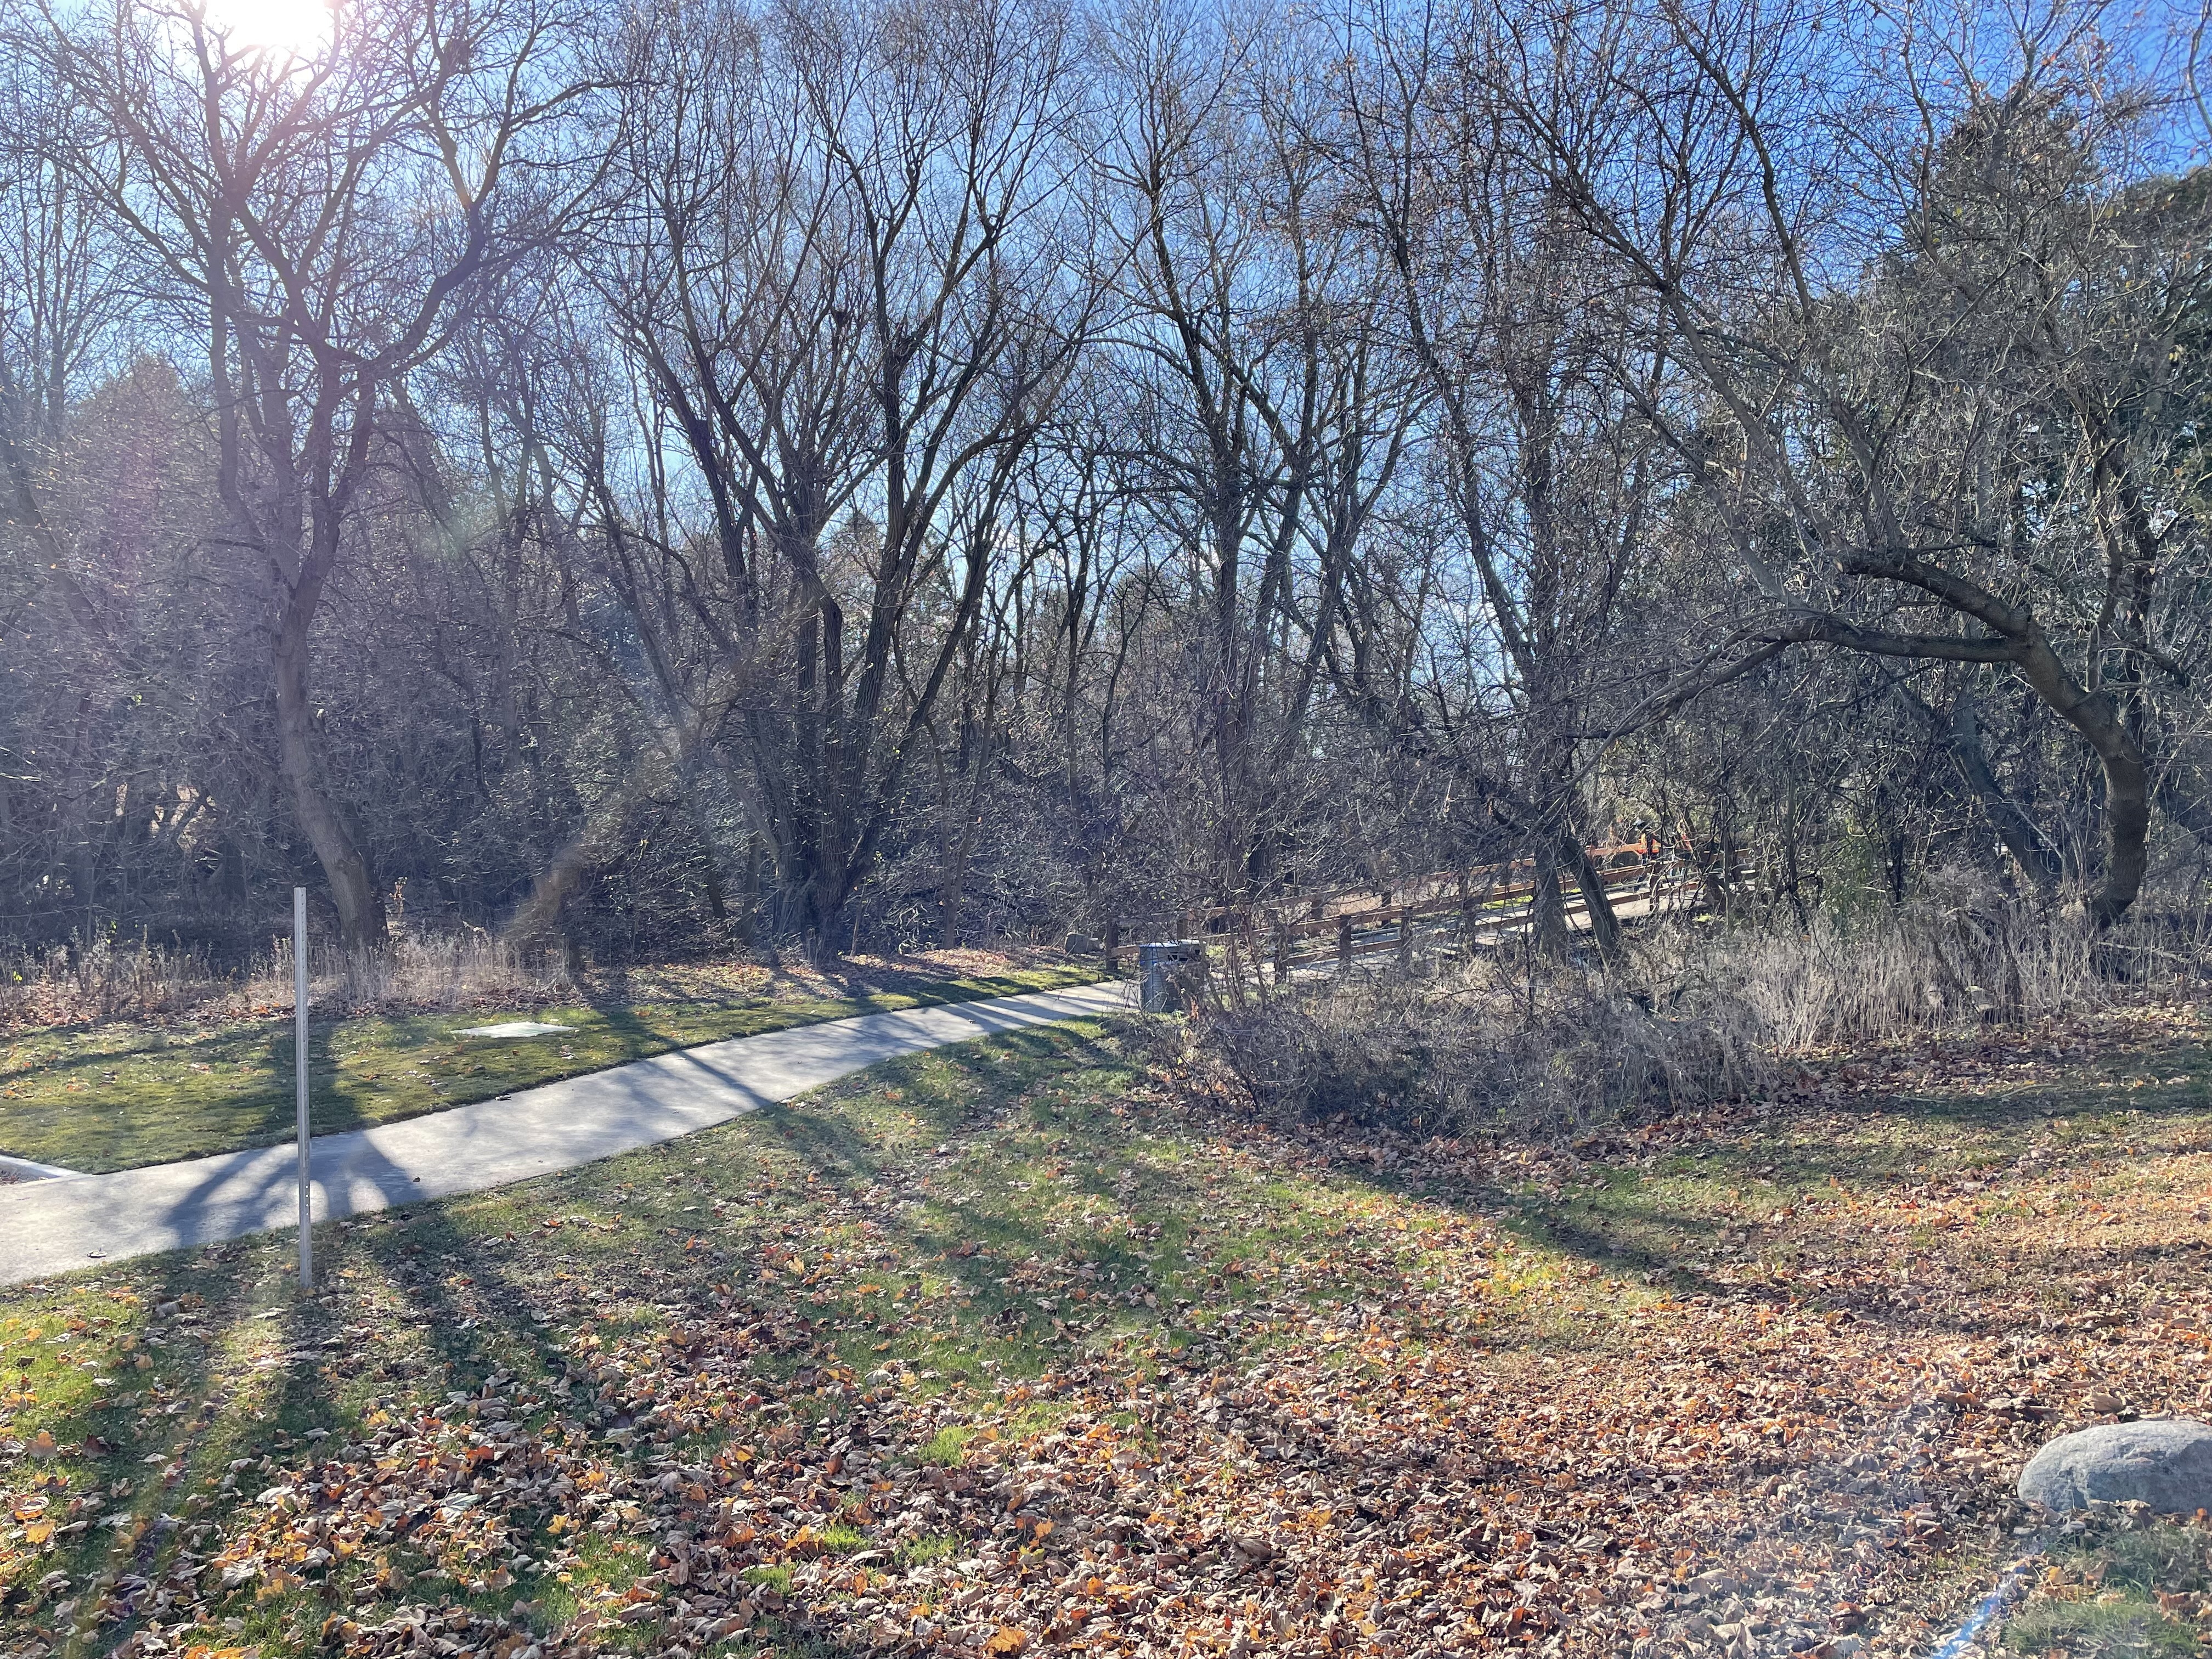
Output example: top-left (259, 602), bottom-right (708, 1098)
top-left (196, 0), bottom-right (335, 58)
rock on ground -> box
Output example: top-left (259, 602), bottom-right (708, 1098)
top-left (2018, 1420), bottom-right (2212, 1514)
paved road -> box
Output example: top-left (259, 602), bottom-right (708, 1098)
top-left (0, 980), bottom-right (1136, 1286)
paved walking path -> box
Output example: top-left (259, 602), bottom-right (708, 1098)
top-left (0, 980), bottom-right (1136, 1286)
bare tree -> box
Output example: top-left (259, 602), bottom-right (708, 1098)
top-left (1336, 5), bottom-right (1691, 955)
top-left (578, 0), bottom-right (1093, 955)
top-left (1498, 0), bottom-right (2211, 924)
top-left (18, 0), bottom-right (597, 945)
top-left (1092, 1), bottom-right (1419, 913)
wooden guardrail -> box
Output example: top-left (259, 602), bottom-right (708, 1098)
top-left (1184, 840), bottom-right (1664, 934)
top-left (1111, 838), bottom-right (1751, 977)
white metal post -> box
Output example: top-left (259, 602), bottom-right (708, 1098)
top-left (294, 887), bottom-right (312, 1292)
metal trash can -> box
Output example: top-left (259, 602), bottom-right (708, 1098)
top-left (1137, 941), bottom-right (1207, 1013)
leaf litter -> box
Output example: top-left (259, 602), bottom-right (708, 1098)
top-left (1, 1002), bottom-right (2208, 1659)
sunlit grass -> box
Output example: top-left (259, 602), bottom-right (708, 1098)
top-left (0, 964), bottom-right (1101, 1172)
top-left (7, 1009), bottom-right (2210, 1655)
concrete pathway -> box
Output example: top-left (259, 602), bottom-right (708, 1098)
top-left (0, 980), bottom-right (1136, 1286)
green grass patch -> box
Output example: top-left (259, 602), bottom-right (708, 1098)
top-left (915, 1425), bottom-right (971, 1465)
top-left (0, 963), bottom-right (1100, 1172)
top-left (898, 1533), bottom-right (960, 1567)
top-left (2005, 1524), bottom-right (2212, 1659)
top-left (2005, 1599), bottom-right (2199, 1659)
top-left (12, 1008), bottom-right (2212, 1655)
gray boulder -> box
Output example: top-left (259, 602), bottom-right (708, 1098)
top-left (2018, 1420), bottom-right (2212, 1514)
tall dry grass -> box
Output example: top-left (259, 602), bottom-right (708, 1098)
top-left (1200, 873), bottom-right (2210, 1137)
top-left (1670, 874), bottom-right (2211, 1052)
top-left (0, 929), bottom-right (577, 1029)
top-left (1204, 951), bottom-right (1772, 1137)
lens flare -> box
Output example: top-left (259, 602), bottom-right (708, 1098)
top-left (195, 0), bottom-right (336, 59)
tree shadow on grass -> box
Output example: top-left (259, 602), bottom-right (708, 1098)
top-left (5, 1018), bottom-right (1129, 1656)
top-left (12, 1150), bottom-right (603, 1651)
top-left (1847, 1054), bottom-right (2212, 1134)
top-left (1293, 1054), bottom-right (2212, 1367)
top-left (52, 1010), bottom-right (2135, 1655)
top-left (743, 1025), bottom-right (1152, 1363)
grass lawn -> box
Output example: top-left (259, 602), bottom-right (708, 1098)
top-left (1, 1004), bottom-right (2209, 1659)
top-left (1996, 1519), bottom-right (2211, 1659)
top-left (0, 962), bottom-right (1102, 1174)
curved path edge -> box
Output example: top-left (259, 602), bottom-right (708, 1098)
top-left (0, 979), bottom-right (1137, 1286)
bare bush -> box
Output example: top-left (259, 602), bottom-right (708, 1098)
top-left (308, 934), bottom-right (577, 1017)
top-left (1201, 877), bottom-right (2211, 1137)
top-left (1661, 874), bottom-right (2212, 1052)
top-left (0, 929), bottom-right (577, 1029)
top-left (1204, 956), bottom-right (1770, 1137)
top-left (0, 933), bottom-right (212, 1028)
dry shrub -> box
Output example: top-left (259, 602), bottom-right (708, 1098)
top-left (1671, 871), bottom-right (2212, 1052)
top-left (1204, 953), bottom-right (1769, 1137)
top-left (0, 932), bottom-right (215, 1027)
top-left (1201, 874), bottom-right (2211, 1136)
top-left (314, 933), bottom-right (576, 1015)
top-left (0, 928), bottom-right (576, 1029)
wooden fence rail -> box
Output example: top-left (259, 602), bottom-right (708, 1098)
top-left (1109, 838), bottom-right (1751, 978)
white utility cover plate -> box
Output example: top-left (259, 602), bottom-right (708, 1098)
top-left (456, 1021), bottom-right (573, 1039)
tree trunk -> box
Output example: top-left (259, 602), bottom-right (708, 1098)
top-left (670, 749), bottom-right (733, 924)
top-left (1945, 698), bottom-right (2063, 898)
top-left (272, 587), bottom-right (384, 950)
top-left (1565, 834), bottom-right (1623, 960)
top-left (1528, 845), bottom-right (1568, 957)
top-left (737, 833), bottom-right (761, 946)
top-left (940, 805), bottom-right (982, 945)
top-left (2015, 634), bottom-right (2150, 927)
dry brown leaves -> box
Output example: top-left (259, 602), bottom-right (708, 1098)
top-left (12, 1001), bottom-right (2211, 1659)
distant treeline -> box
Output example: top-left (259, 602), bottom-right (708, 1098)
top-left (0, 0), bottom-right (2207, 961)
